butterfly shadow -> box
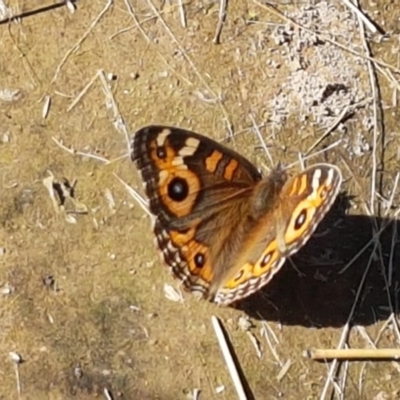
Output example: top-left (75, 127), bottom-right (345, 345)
top-left (237, 194), bottom-right (400, 328)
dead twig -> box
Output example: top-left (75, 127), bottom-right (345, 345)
top-left (114, 173), bottom-right (151, 217)
top-left (305, 348), bottom-right (400, 361)
top-left (213, 0), bottom-right (227, 44)
top-left (211, 316), bottom-right (248, 400)
top-left (177, 0), bottom-right (186, 27)
top-left (67, 70), bottom-right (102, 112)
top-left (51, 137), bottom-right (112, 164)
top-left (340, 0), bottom-right (378, 34)
top-left (249, 114), bottom-right (274, 167)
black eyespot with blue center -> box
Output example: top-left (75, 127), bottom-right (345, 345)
top-left (294, 209), bottom-right (307, 230)
top-left (156, 146), bottom-right (166, 159)
top-left (194, 253), bottom-right (205, 268)
top-left (168, 177), bottom-right (189, 202)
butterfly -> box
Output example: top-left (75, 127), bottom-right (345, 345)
top-left (131, 125), bottom-right (342, 305)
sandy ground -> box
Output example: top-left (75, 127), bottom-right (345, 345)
top-left (0, 1), bottom-right (399, 399)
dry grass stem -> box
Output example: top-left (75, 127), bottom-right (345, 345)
top-left (42, 95), bottom-right (51, 119)
top-left (246, 331), bottom-right (262, 359)
top-left (51, 137), bottom-right (111, 164)
top-left (249, 114), bottom-right (274, 167)
top-left (177, 0), bottom-right (186, 28)
top-left (341, 0), bottom-right (378, 33)
top-left (211, 316), bottom-right (248, 400)
top-left (67, 70), bottom-right (102, 112)
top-left (97, 70), bottom-right (131, 151)
top-left (213, 0), bottom-right (227, 44)
top-left (114, 173), bottom-right (151, 217)
top-left (286, 140), bottom-right (342, 169)
top-left (260, 321), bottom-right (282, 366)
top-left (276, 359), bottom-right (291, 382)
top-left (306, 348), bottom-right (400, 360)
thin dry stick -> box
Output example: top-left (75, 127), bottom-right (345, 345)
top-left (389, 313), bottom-right (400, 359)
top-left (260, 319), bottom-right (280, 344)
top-left (253, 0), bottom-right (400, 74)
top-left (51, 137), bottom-right (111, 164)
top-left (211, 316), bottom-right (248, 400)
top-left (384, 173), bottom-right (400, 217)
top-left (104, 388), bottom-right (113, 400)
top-left (357, 12), bottom-right (381, 219)
top-left (51, 0), bottom-right (113, 83)
top-left (43, 173), bottom-right (66, 214)
top-left (14, 362), bottom-right (21, 400)
top-left (109, 24), bottom-right (136, 39)
top-left (357, 325), bottom-right (376, 348)
top-left (260, 321), bottom-right (282, 366)
top-left (390, 311), bottom-right (400, 348)
top-left (0, 0), bottom-right (73, 25)
top-left (286, 139), bottom-right (342, 169)
top-left (249, 114), bottom-right (274, 167)
top-left (9, 352), bottom-right (22, 400)
top-left (246, 331), bottom-right (262, 359)
top-left (97, 70), bottom-right (131, 151)
top-left (375, 180), bottom-right (400, 344)
top-left (297, 152), bottom-right (305, 171)
top-left (177, 0), bottom-right (186, 27)
top-left (42, 95), bottom-right (51, 119)
top-left (67, 70), bottom-right (101, 112)
top-left (341, 0), bottom-right (378, 33)
top-left (387, 207), bottom-right (399, 287)
top-left (213, 0), bottom-right (227, 44)
top-left (65, 0), bottom-right (76, 14)
top-left (372, 229), bottom-right (400, 344)
top-left (339, 357), bottom-right (349, 400)
top-left (114, 173), bottom-right (151, 217)
top-left (110, 2), bottom-right (175, 39)
top-left (306, 348), bottom-right (400, 360)
top-left (7, 24), bottom-right (41, 88)
top-left (277, 359), bottom-right (291, 382)
top-left (375, 63), bottom-right (400, 92)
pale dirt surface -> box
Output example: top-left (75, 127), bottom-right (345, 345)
top-left (0, 1), bottom-right (399, 399)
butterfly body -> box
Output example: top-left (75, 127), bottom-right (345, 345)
top-left (132, 126), bottom-right (342, 305)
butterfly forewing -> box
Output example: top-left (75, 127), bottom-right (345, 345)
top-left (132, 126), bottom-right (263, 300)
